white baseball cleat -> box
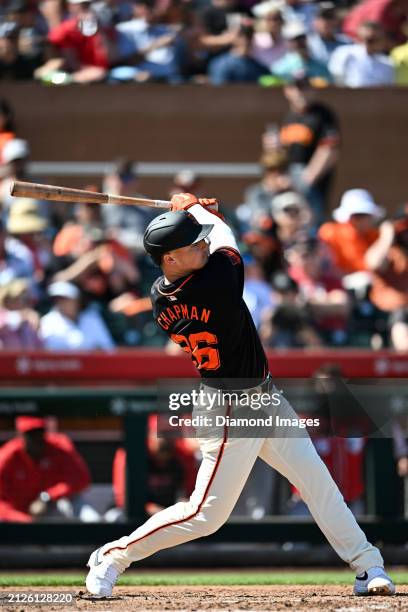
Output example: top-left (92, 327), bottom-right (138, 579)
top-left (86, 547), bottom-right (121, 597)
top-left (353, 566), bottom-right (396, 596)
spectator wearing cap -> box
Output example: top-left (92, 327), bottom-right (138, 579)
top-left (0, 278), bottom-right (42, 349)
top-left (279, 78), bottom-right (340, 224)
top-left (208, 24), bottom-right (269, 84)
top-left (244, 190), bottom-right (311, 278)
top-left (40, 281), bottom-right (115, 350)
top-left (111, 0), bottom-right (185, 83)
top-left (236, 149), bottom-right (291, 230)
top-left (169, 170), bottom-right (201, 198)
top-left (36, 0), bottom-right (118, 84)
top-left (307, 3), bottom-right (351, 66)
top-left (0, 416), bottom-right (94, 523)
top-left (6, 198), bottom-right (51, 286)
top-left (270, 190), bottom-right (312, 241)
top-left (365, 205), bottom-right (408, 344)
top-left (272, 20), bottom-right (333, 83)
top-left (343, 0), bottom-right (408, 50)
top-left (102, 158), bottom-right (154, 254)
top-left (0, 138), bottom-right (30, 213)
top-left (329, 21), bottom-right (395, 86)
top-left (250, 4), bottom-right (288, 71)
top-left (319, 189), bottom-right (384, 275)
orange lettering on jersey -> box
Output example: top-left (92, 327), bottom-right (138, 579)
top-left (173, 305), bottom-right (181, 318)
top-left (167, 307), bottom-right (177, 322)
top-left (157, 316), bottom-right (169, 330)
top-left (180, 304), bottom-right (189, 318)
top-left (161, 313), bottom-right (171, 326)
top-left (280, 124), bottom-right (314, 146)
top-left (201, 308), bottom-right (211, 323)
top-left (190, 306), bottom-right (199, 320)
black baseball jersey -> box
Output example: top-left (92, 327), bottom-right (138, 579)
top-left (280, 102), bottom-right (340, 196)
top-left (151, 247), bottom-right (269, 385)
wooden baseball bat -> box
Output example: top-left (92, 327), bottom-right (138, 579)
top-left (10, 180), bottom-right (171, 209)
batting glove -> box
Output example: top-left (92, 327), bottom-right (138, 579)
top-left (198, 198), bottom-right (225, 221)
top-left (170, 193), bottom-right (199, 211)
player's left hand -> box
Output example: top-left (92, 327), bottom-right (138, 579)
top-left (198, 198), bottom-right (225, 220)
top-left (170, 193), bottom-right (199, 211)
top-left (198, 197), bottom-right (218, 211)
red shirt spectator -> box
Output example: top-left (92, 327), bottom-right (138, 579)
top-left (0, 417), bottom-right (91, 523)
top-left (343, 0), bottom-right (408, 47)
top-left (48, 17), bottom-right (115, 69)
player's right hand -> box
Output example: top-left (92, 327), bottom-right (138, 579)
top-left (170, 193), bottom-right (199, 211)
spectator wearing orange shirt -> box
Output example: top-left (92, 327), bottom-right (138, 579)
top-left (53, 188), bottom-right (105, 258)
top-left (0, 416), bottom-right (95, 523)
top-left (365, 204), bottom-right (408, 348)
top-left (319, 189), bottom-right (384, 275)
top-left (53, 225), bottom-right (140, 307)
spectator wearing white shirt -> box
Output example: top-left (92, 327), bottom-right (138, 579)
top-left (329, 21), bottom-right (395, 87)
top-left (40, 282), bottom-right (115, 351)
top-left (111, 0), bottom-right (184, 83)
top-left (243, 255), bottom-right (275, 330)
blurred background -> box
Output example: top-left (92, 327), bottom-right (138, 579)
top-left (0, 0), bottom-right (408, 569)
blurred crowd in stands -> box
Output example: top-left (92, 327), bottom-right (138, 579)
top-left (1, 0), bottom-right (408, 85)
top-left (0, 84), bottom-right (407, 353)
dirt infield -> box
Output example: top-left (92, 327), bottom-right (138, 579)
top-left (1, 585), bottom-right (407, 611)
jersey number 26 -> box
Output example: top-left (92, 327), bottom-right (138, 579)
top-left (170, 332), bottom-right (220, 371)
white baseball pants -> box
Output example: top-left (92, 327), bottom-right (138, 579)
top-left (102, 392), bottom-right (383, 575)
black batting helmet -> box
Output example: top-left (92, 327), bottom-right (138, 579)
top-left (143, 211), bottom-right (213, 265)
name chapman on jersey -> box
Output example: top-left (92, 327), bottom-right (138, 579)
top-left (168, 415), bottom-right (320, 429)
top-left (157, 304), bottom-right (211, 330)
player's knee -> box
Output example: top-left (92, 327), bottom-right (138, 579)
top-left (196, 509), bottom-right (229, 536)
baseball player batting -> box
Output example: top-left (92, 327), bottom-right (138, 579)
top-left (86, 193), bottom-right (395, 597)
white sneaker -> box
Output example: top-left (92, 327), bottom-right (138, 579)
top-left (86, 547), bottom-right (121, 597)
top-left (354, 566), bottom-right (396, 596)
